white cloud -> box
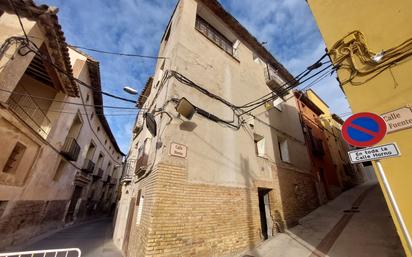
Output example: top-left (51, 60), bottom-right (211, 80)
top-left (40, 0), bottom-right (351, 151)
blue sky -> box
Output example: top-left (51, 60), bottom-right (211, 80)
top-left (41, 0), bottom-right (351, 153)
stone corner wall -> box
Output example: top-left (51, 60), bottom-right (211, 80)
top-left (126, 163), bottom-right (263, 257)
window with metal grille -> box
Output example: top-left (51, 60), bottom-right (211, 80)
top-left (195, 16), bottom-right (233, 56)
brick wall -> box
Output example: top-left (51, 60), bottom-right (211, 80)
top-left (271, 166), bottom-right (319, 228)
top-left (0, 200), bottom-right (67, 248)
top-left (126, 163), bottom-right (262, 257)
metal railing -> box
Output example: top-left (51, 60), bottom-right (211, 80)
top-left (93, 168), bottom-right (104, 179)
top-left (121, 159), bottom-right (136, 183)
top-left (81, 159), bottom-right (95, 174)
top-left (109, 177), bottom-right (117, 185)
top-left (8, 92), bottom-right (52, 139)
top-left (61, 137), bottom-right (81, 161)
top-left (0, 248), bottom-right (81, 257)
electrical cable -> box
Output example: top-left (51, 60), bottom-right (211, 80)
top-left (239, 64), bottom-right (335, 117)
top-left (0, 88), bottom-right (141, 110)
top-left (68, 45), bottom-right (169, 60)
top-left (7, 0), bottom-right (29, 42)
top-left (18, 40), bottom-right (138, 104)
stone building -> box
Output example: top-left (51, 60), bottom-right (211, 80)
top-left (305, 89), bottom-right (367, 188)
top-left (0, 1), bottom-right (124, 248)
top-left (114, 0), bottom-right (321, 256)
top-left (295, 90), bottom-right (344, 203)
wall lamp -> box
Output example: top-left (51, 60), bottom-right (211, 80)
top-left (175, 97), bottom-right (196, 120)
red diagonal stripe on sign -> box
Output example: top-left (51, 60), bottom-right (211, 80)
top-left (349, 123), bottom-right (380, 137)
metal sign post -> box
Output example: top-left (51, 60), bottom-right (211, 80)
top-left (375, 160), bottom-right (412, 254)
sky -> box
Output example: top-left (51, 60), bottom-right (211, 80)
top-left (40, 0), bottom-right (351, 153)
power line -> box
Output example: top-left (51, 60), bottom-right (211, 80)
top-left (19, 39), bottom-right (138, 104)
top-left (7, 0), bottom-right (29, 42)
top-left (69, 45), bottom-right (168, 60)
top-left (0, 88), bottom-right (140, 110)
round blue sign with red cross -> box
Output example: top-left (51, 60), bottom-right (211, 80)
top-left (342, 112), bottom-right (387, 147)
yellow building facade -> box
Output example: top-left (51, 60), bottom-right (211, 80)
top-left (307, 1), bottom-right (412, 256)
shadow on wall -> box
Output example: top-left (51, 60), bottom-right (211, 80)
top-left (267, 103), bottom-right (319, 228)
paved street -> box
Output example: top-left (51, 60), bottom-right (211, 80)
top-left (240, 182), bottom-right (405, 257)
top-left (23, 218), bottom-right (123, 257)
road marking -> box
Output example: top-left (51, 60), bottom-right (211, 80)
top-left (308, 186), bottom-right (374, 257)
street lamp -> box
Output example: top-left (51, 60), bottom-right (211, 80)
top-left (123, 86), bottom-right (138, 95)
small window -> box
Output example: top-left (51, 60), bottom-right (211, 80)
top-left (0, 201), bottom-right (8, 217)
top-left (90, 112), bottom-right (94, 120)
top-left (105, 139), bottom-right (107, 145)
top-left (254, 134), bottom-right (265, 157)
top-left (278, 137), bottom-right (290, 163)
top-left (86, 94), bottom-right (90, 102)
top-left (53, 159), bottom-right (67, 181)
top-left (97, 126), bottom-right (100, 132)
top-left (3, 142), bottom-right (26, 174)
top-left (86, 141), bottom-right (96, 160)
top-left (195, 16), bottom-right (233, 56)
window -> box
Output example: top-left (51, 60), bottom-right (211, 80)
top-left (86, 141), bottom-right (96, 160)
top-left (195, 16), bottom-right (233, 55)
top-left (86, 94), bottom-right (90, 102)
top-left (0, 201), bottom-right (8, 217)
top-left (90, 112), bottom-right (94, 120)
top-left (107, 162), bottom-right (112, 176)
top-left (3, 142), bottom-right (26, 174)
top-left (96, 153), bottom-right (104, 170)
top-left (104, 139), bottom-right (107, 145)
top-left (254, 134), bottom-right (265, 157)
top-left (53, 159), bottom-right (67, 181)
top-left (278, 137), bottom-right (290, 163)
top-left (97, 126), bottom-right (100, 132)
top-left (67, 113), bottom-right (83, 139)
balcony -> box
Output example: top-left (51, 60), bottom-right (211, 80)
top-left (103, 175), bottom-right (111, 184)
top-left (93, 168), bottom-right (104, 180)
top-left (135, 154), bottom-right (149, 177)
top-left (61, 137), bottom-right (81, 161)
top-left (8, 93), bottom-right (52, 139)
top-left (82, 159), bottom-right (95, 174)
top-left (120, 159), bottom-right (135, 184)
top-left (264, 65), bottom-right (288, 98)
top-left (110, 177), bottom-right (117, 185)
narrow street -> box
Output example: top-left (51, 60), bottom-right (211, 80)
top-left (22, 219), bottom-right (122, 257)
top-left (241, 182), bottom-right (405, 257)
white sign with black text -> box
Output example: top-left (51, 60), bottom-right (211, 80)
top-left (348, 143), bottom-right (401, 164)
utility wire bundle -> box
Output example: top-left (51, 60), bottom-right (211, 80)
top-left (329, 30), bottom-right (412, 85)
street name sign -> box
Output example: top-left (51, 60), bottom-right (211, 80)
top-left (342, 112), bottom-right (387, 147)
top-left (348, 143), bottom-right (401, 164)
top-left (381, 106), bottom-right (412, 133)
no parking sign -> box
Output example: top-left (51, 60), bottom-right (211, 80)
top-left (342, 112), bottom-right (387, 147)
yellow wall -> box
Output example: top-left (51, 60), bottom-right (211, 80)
top-left (307, 0), bottom-right (412, 255)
